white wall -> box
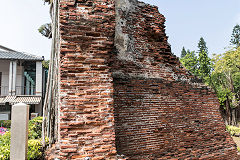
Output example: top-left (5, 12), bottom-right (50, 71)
top-left (0, 60), bottom-right (24, 95)
top-left (35, 102), bottom-right (42, 116)
top-left (0, 60), bottom-right (10, 95)
top-left (16, 64), bottom-right (24, 95)
top-left (35, 61), bottom-right (42, 96)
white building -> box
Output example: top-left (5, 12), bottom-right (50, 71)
top-left (0, 45), bottom-right (45, 120)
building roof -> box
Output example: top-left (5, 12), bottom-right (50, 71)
top-left (0, 51), bottom-right (44, 61)
top-left (0, 45), bottom-right (44, 61)
top-left (0, 95), bottom-right (42, 105)
top-left (12, 96), bottom-right (42, 105)
top-left (0, 45), bottom-right (16, 52)
top-left (3, 96), bottom-right (16, 103)
top-left (0, 97), bottom-right (5, 105)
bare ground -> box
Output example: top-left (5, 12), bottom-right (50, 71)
top-left (232, 136), bottom-right (240, 149)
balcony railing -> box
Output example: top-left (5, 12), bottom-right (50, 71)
top-left (0, 86), bottom-right (36, 96)
top-left (0, 86), bottom-right (8, 96)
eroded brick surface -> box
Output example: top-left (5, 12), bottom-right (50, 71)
top-left (57, 0), bottom-right (117, 159)
top-left (46, 0), bottom-right (239, 159)
top-left (112, 0), bottom-right (239, 159)
top-left (112, 1), bottom-right (238, 159)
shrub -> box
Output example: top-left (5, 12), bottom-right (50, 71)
top-left (27, 139), bottom-right (43, 159)
top-left (28, 117), bottom-right (43, 139)
top-left (226, 125), bottom-right (240, 136)
top-left (0, 117), bottom-right (45, 160)
top-left (0, 136), bottom-right (44, 160)
top-left (0, 131), bottom-right (10, 160)
top-left (0, 120), bottom-right (11, 128)
top-left (238, 147), bottom-right (240, 152)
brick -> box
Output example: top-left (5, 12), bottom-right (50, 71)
top-left (45, 0), bottom-right (239, 159)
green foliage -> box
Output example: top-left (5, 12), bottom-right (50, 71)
top-left (181, 47), bottom-right (187, 58)
top-left (198, 37), bottom-right (208, 54)
top-left (180, 50), bottom-right (198, 75)
top-left (0, 120), bottom-right (11, 128)
top-left (211, 48), bottom-right (240, 109)
top-left (0, 131), bottom-right (10, 160)
top-left (198, 51), bottom-right (211, 77)
top-left (42, 60), bottom-right (49, 69)
top-left (0, 117), bottom-right (44, 160)
top-left (230, 24), bottom-right (240, 47)
top-left (216, 88), bottom-right (231, 106)
top-left (38, 23), bottom-right (52, 39)
top-left (0, 137), bottom-right (43, 160)
top-left (27, 139), bottom-right (43, 160)
top-left (213, 49), bottom-right (240, 75)
top-left (28, 117), bottom-right (43, 139)
top-left (180, 37), bottom-right (212, 85)
top-left (226, 125), bottom-right (240, 136)
top-left (197, 37), bottom-right (212, 82)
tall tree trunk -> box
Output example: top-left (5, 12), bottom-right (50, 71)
top-left (219, 104), bottom-right (228, 125)
top-left (230, 75), bottom-right (238, 126)
top-left (226, 96), bottom-right (232, 125)
top-left (226, 71), bottom-right (239, 126)
top-left (232, 108), bottom-right (237, 126)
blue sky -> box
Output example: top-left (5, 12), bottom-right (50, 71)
top-left (141, 0), bottom-right (240, 57)
top-left (0, 1), bottom-right (239, 59)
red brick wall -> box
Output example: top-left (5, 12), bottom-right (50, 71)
top-left (112, 0), bottom-right (239, 159)
top-left (58, 0), bottom-right (117, 159)
top-left (49, 0), bottom-right (239, 159)
top-left (113, 78), bottom-right (238, 159)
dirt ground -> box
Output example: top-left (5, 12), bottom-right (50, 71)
top-left (232, 136), bottom-right (240, 149)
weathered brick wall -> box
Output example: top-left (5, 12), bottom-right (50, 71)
top-left (114, 78), bottom-right (238, 159)
top-left (112, 0), bottom-right (239, 159)
top-left (47, 0), bottom-right (239, 159)
top-left (57, 0), bottom-right (117, 159)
